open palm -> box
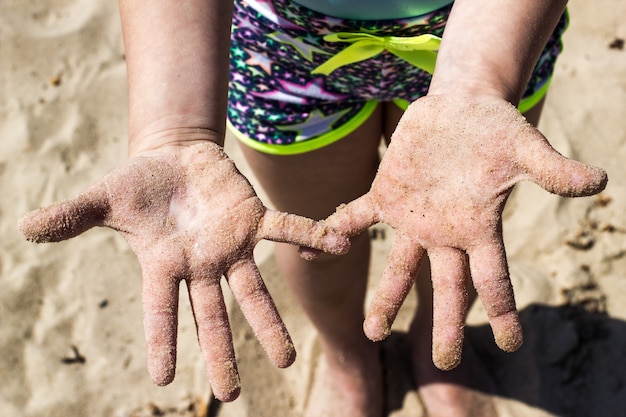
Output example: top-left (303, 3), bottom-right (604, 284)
top-left (310, 95), bottom-right (607, 371)
top-left (19, 142), bottom-right (349, 401)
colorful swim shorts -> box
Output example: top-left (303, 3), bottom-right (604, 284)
top-left (227, 0), bottom-right (569, 155)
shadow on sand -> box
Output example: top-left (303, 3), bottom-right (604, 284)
top-left (383, 303), bottom-right (626, 417)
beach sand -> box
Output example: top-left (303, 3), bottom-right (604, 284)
top-left (1, 1), bottom-right (625, 416)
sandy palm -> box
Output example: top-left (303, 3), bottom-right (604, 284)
top-left (18, 142), bottom-right (350, 401)
top-left (310, 95), bottom-right (607, 371)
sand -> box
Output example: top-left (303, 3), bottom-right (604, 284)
top-left (1, 1), bottom-right (625, 416)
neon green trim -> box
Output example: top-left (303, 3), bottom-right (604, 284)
top-left (392, 98), bottom-right (411, 111)
top-left (518, 77), bottom-right (552, 114)
top-left (228, 100), bottom-right (378, 155)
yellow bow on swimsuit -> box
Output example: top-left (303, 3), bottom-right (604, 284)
top-left (311, 32), bottom-right (442, 76)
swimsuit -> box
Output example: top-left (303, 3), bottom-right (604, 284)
top-left (291, 0), bottom-right (454, 20)
top-left (227, 0), bottom-right (569, 155)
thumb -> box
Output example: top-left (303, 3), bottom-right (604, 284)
top-left (18, 182), bottom-right (110, 243)
top-left (258, 210), bottom-right (350, 256)
top-left (517, 128), bottom-right (607, 197)
top-left (298, 193), bottom-right (379, 261)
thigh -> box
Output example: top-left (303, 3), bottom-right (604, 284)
top-left (383, 102), bottom-right (406, 144)
top-left (522, 96), bottom-right (546, 127)
top-left (239, 105), bottom-right (384, 220)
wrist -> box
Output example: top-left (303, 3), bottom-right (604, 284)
top-left (428, 63), bottom-right (522, 105)
top-left (425, 85), bottom-right (515, 109)
top-left (128, 114), bottom-right (225, 157)
top-left (427, 0), bottom-right (567, 106)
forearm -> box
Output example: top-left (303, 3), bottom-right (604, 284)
top-left (119, 0), bottom-right (233, 155)
top-left (429, 0), bottom-right (567, 104)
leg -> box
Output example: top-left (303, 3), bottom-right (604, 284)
top-left (239, 106), bottom-right (384, 417)
top-left (522, 96), bottom-right (545, 126)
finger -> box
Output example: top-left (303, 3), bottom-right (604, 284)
top-left (258, 210), bottom-right (350, 256)
top-left (467, 242), bottom-right (523, 353)
top-left (226, 258), bottom-right (296, 369)
top-left (364, 232), bottom-right (425, 341)
top-left (324, 193), bottom-right (381, 234)
top-left (298, 193), bottom-right (379, 260)
top-left (140, 248), bottom-right (183, 387)
top-left (428, 247), bottom-right (470, 371)
top-left (18, 182), bottom-right (110, 243)
top-left (187, 273), bottom-right (241, 402)
top-left (516, 127), bottom-right (608, 197)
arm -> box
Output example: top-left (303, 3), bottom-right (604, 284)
top-left (429, 0), bottom-right (568, 104)
top-left (19, 0), bottom-right (351, 401)
top-left (314, 0), bottom-right (606, 370)
top-left (118, 0), bottom-right (232, 154)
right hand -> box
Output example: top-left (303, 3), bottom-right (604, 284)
top-left (18, 142), bottom-right (350, 401)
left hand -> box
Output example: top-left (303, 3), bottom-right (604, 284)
top-left (303, 95), bottom-right (607, 370)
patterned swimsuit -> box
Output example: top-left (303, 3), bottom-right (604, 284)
top-left (227, 0), bottom-right (569, 155)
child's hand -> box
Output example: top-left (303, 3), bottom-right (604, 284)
top-left (307, 95), bottom-right (607, 371)
top-left (18, 142), bottom-right (349, 401)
